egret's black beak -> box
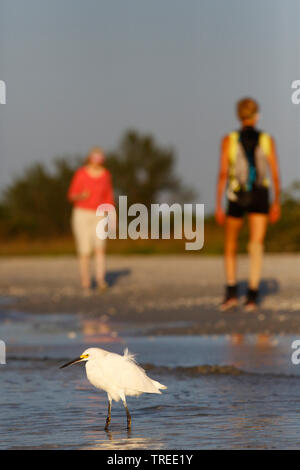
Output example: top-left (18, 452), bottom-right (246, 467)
top-left (60, 357), bottom-right (83, 369)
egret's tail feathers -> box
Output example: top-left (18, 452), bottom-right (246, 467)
top-left (123, 348), bottom-right (136, 363)
top-left (122, 348), bottom-right (167, 395)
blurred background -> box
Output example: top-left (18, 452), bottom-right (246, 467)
top-left (0, 0), bottom-right (299, 255)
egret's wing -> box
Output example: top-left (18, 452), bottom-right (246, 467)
top-left (100, 351), bottom-right (163, 394)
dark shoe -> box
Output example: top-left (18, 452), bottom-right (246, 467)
top-left (244, 288), bottom-right (259, 312)
top-left (220, 285), bottom-right (238, 311)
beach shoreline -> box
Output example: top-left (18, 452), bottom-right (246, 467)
top-left (0, 254), bottom-right (299, 335)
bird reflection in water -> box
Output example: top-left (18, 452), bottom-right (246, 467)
top-left (81, 430), bottom-right (161, 450)
top-left (104, 426), bottom-right (131, 441)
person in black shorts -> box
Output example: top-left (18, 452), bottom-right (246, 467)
top-left (215, 98), bottom-right (281, 311)
top-left (227, 186), bottom-right (269, 218)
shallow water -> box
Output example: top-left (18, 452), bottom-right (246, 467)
top-left (1, 312), bottom-right (300, 449)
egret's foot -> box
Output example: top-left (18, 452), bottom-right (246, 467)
top-left (105, 400), bottom-right (112, 430)
top-left (104, 418), bottom-right (111, 431)
top-left (126, 412), bottom-right (132, 429)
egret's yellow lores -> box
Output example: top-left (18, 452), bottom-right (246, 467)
top-left (60, 347), bottom-right (167, 429)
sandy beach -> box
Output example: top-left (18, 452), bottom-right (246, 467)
top-left (0, 254), bottom-right (299, 335)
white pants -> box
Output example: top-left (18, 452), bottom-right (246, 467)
top-left (71, 208), bottom-right (106, 255)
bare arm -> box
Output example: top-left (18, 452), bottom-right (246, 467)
top-left (268, 138), bottom-right (281, 203)
top-left (215, 136), bottom-right (229, 225)
top-left (268, 138), bottom-right (281, 223)
top-left (67, 170), bottom-right (90, 203)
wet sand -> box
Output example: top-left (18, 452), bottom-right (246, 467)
top-left (0, 254), bottom-right (299, 335)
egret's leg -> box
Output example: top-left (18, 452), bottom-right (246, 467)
top-left (122, 398), bottom-right (131, 429)
top-left (105, 397), bottom-right (112, 430)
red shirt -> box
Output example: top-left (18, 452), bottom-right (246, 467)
top-left (68, 167), bottom-right (114, 210)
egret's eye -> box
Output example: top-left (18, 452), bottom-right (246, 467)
top-left (80, 354), bottom-right (89, 359)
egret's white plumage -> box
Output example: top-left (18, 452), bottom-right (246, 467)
top-left (60, 347), bottom-right (167, 429)
top-left (85, 348), bottom-right (166, 401)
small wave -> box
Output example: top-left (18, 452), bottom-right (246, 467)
top-left (8, 356), bottom-right (59, 362)
top-left (7, 356), bottom-right (300, 379)
top-left (143, 363), bottom-right (245, 376)
top-left (143, 364), bottom-right (300, 379)
top-left (7, 356), bottom-right (244, 375)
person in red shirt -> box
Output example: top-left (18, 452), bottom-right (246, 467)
top-left (68, 147), bottom-right (114, 293)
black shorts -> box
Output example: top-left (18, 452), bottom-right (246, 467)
top-left (227, 187), bottom-right (269, 218)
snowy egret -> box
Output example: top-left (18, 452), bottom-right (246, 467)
top-left (60, 347), bottom-right (167, 429)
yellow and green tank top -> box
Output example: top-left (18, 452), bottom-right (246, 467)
top-left (227, 128), bottom-right (271, 201)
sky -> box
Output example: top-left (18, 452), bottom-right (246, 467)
top-left (0, 0), bottom-right (300, 210)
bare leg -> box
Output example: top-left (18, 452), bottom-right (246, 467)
top-left (105, 396), bottom-right (112, 430)
top-left (224, 216), bottom-right (244, 285)
top-left (79, 254), bottom-right (90, 289)
top-left (122, 398), bottom-right (131, 429)
top-left (248, 214), bottom-right (268, 289)
top-left (95, 246), bottom-right (106, 287)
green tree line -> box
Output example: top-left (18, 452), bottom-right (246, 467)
top-left (0, 130), bottom-right (299, 253)
top-left (0, 130), bottom-right (195, 238)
